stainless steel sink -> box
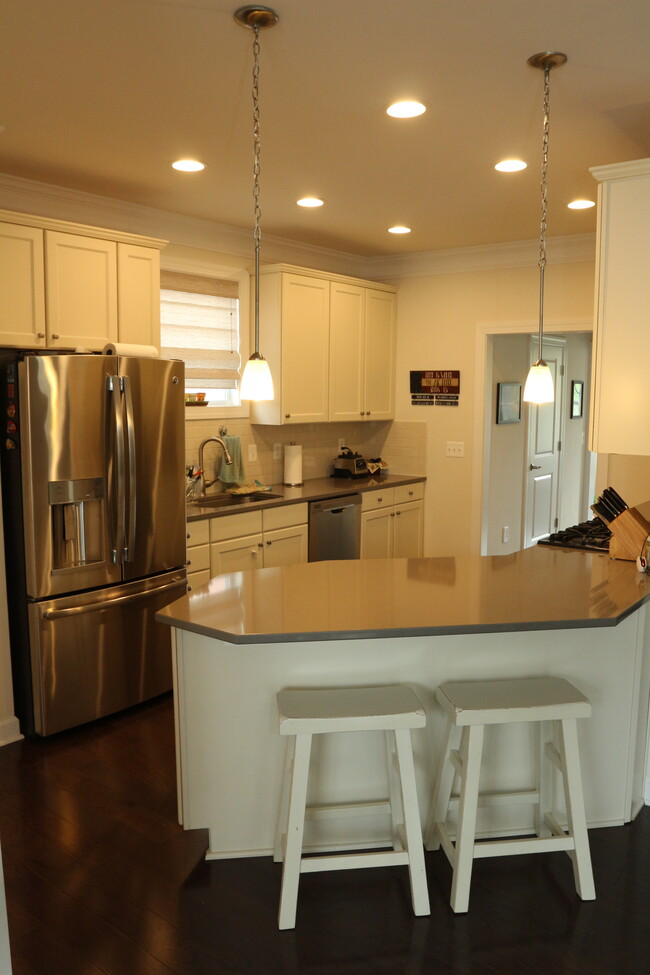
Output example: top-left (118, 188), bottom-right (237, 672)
top-left (190, 491), bottom-right (283, 508)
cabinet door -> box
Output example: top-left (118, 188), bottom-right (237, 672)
top-left (0, 223), bottom-right (46, 347)
top-left (393, 500), bottom-right (424, 558)
top-left (210, 534), bottom-right (263, 575)
top-left (187, 569), bottom-right (210, 591)
top-left (117, 243), bottom-right (161, 348)
top-left (329, 282), bottom-right (365, 422)
top-left (364, 289), bottom-right (395, 420)
top-left (263, 524), bottom-right (308, 567)
top-left (360, 508), bottom-right (394, 559)
top-left (281, 274), bottom-right (330, 423)
top-left (45, 231), bottom-right (118, 349)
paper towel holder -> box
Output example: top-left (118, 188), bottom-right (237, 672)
top-left (283, 441), bottom-right (304, 487)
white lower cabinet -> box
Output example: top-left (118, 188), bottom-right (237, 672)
top-left (360, 483), bottom-right (424, 559)
top-left (208, 503), bottom-right (308, 576)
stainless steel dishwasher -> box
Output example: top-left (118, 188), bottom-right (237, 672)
top-left (308, 494), bottom-right (361, 561)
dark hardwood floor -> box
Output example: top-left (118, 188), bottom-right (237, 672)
top-left (1, 693), bottom-right (649, 975)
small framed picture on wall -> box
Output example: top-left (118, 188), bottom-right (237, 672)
top-left (496, 382), bottom-right (522, 424)
top-left (570, 380), bottom-right (584, 419)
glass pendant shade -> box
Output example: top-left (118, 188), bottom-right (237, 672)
top-left (523, 361), bottom-right (554, 404)
top-left (240, 353), bottom-right (274, 400)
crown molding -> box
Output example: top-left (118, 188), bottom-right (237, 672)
top-left (0, 173), bottom-right (595, 281)
top-left (590, 158), bottom-right (650, 183)
top-left (362, 233), bottom-right (596, 280)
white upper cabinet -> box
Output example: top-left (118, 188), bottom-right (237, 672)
top-left (45, 231), bottom-right (118, 349)
top-left (0, 210), bottom-right (166, 351)
top-left (251, 264), bottom-right (396, 426)
top-left (590, 160), bottom-right (650, 455)
top-left (0, 222), bottom-right (46, 347)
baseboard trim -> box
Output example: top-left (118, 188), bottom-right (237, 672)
top-left (0, 715), bottom-right (23, 747)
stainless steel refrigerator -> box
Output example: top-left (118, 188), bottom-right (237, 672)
top-left (0, 351), bottom-right (187, 736)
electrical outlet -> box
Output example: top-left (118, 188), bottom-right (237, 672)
top-left (273, 442), bottom-right (281, 460)
top-left (502, 526), bottom-right (509, 544)
top-left (446, 441), bottom-right (465, 458)
top-left (248, 443), bottom-right (257, 462)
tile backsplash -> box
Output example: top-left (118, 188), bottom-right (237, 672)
top-left (185, 418), bottom-right (426, 487)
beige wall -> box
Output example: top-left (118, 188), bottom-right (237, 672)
top-left (391, 261), bottom-right (596, 556)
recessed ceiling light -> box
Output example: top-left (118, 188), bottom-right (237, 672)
top-left (171, 159), bottom-right (205, 172)
top-left (386, 101), bottom-right (426, 119)
top-left (297, 197), bottom-right (324, 207)
top-left (495, 159), bottom-right (527, 172)
top-left (567, 199), bottom-right (595, 210)
top-left (388, 226), bottom-right (411, 234)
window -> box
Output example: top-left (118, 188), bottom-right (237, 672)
top-left (160, 270), bottom-right (245, 411)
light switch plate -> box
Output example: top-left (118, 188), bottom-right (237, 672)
top-left (248, 443), bottom-right (258, 462)
top-left (446, 441), bottom-right (464, 458)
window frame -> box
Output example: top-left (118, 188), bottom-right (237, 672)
top-left (160, 256), bottom-right (251, 420)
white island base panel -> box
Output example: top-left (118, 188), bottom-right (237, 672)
top-left (172, 608), bottom-right (650, 860)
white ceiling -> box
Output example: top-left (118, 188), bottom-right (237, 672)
top-left (2, 0), bottom-right (650, 258)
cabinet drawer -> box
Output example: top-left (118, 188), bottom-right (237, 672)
top-left (361, 488), bottom-right (395, 510)
top-left (186, 542), bottom-right (210, 572)
top-left (394, 482), bottom-right (424, 504)
top-left (263, 502), bottom-right (308, 531)
top-left (186, 518), bottom-right (210, 546)
top-left (210, 510), bottom-right (263, 542)
top-left (187, 568), bottom-right (210, 591)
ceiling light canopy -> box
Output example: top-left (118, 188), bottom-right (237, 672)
top-left (388, 225), bottom-right (411, 234)
top-left (523, 51), bottom-right (567, 406)
top-left (297, 197), bottom-right (324, 207)
top-left (567, 199), bottom-right (595, 210)
top-left (386, 101), bottom-right (426, 118)
top-left (235, 5), bottom-right (278, 402)
top-left (495, 159), bottom-right (527, 172)
top-left (172, 159), bottom-right (205, 172)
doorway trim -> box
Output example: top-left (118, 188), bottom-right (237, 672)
top-left (471, 317), bottom-right (592, 555)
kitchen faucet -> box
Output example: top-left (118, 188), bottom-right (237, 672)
top-left (197, 437), bottom-right (233, 497)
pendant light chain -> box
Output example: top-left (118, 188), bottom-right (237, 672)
top-left (536, 64), bottom-right (551, 360)
top-left (251, 23), bottom-right (262, 355)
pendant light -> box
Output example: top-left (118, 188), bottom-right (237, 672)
top-left (523, 51), bottom-right (567, 405)
top-left (235, 5), bottom-right (278, 401)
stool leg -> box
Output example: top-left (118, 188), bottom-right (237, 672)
top-left (450, 724), bottom-right (484, 914)
top-left (424, 719), bottom-right (460, 851)
top-left (394, 728), bottom-right (430, 916)
top-left (385, 730), bottom-right (404, 851)
top-left (535, 720), bottom-right (553, 839)
top-left (274, 737), bottom-right (294, 862)
top-left (278, 732), bottom-right (312, 930)
top-left (558, 718), bottom-right (596, 901)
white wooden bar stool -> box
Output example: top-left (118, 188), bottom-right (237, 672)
top-left (424, 676), bottom-right (596, 913)
top-left (275, 684), bottom-right (430, 930)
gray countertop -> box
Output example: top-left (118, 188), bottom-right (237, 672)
top-left (186, 473), bottom-right (426, 521)
top-left (156, 545), bottom-right (650, 644)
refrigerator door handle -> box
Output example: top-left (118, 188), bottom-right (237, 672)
top-left (107, 375), bottom-right (126, 564)
top-left (42, 578), bottom-right (185, 619)
top-left (122, 374), bottom-right (137, 562)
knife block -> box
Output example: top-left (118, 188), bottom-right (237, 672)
top-left (606, 507), bottom-right (650, 561)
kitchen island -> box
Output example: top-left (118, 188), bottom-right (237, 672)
top-left (157, 546), bottom-right (650, 859)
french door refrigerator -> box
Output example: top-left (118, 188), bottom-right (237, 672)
top-left (0, 351), bottom-right (187, 736)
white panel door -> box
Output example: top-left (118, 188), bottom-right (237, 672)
top-left (0, 222), bottom-right (46, 347)
top-left (524, 341), bottom-right (565, 546)
top-left (117, 243), bottom-right (160, 347)
top-left (262, 524), bottom-right (308, 567)
top-left (210, 534), bottom-right (263, 575)
top-left (329, 282), bottom-right (365, 422)
top-left (363, 289), bottom-right (396, 420)
top-left (281, 273), bottom-right (330, 423)
top-left (360, 508), bottom-right (394, 559)
top-left (45, 231), bottom-right (118, 349)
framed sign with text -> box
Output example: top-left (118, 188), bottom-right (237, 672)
top-left (410, 370), bottom-right (460, 406)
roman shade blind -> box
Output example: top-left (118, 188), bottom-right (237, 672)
top-left (160, 271), bottom-right (241, 389)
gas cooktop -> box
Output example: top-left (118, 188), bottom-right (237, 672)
top-left (537, 518), bottom-right (612, 552)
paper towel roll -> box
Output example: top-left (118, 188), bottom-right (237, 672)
top-left (102, 342), bottom-right (160, 358)
top-left (283, 443), bottom-right (303, 486)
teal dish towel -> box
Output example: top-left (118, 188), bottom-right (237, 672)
top-left (219, 435), bottom-right (245, 484)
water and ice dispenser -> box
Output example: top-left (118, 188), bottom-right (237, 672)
top-left (49, 477), bottom-right (105, 569)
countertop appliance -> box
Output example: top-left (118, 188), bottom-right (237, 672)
top-left (0, 351), bottom-right (187, 735)
top-left (332, 447), bottom-right (369, 479)
top-left (308, 494), bottom-right (361, 561)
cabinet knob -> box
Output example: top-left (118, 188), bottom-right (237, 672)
top-left (285, 413), bottom-right (291, 419)
top-left (258, 542), bottom-right (264, 548)
top-left (51, 333), bottom-right (60, 340)
top-left (186, 533), bottom-right (191, 539)
top-left (366, 411), bottom-right (371, 416)
top-left (390, 512), bottom-right (395, 517)
top-left (186, 559), bottom-right (192, 566)
top-left (408, 491), bottom-right (413, 496)
top-left (377, 497), bottom-right (383, 502)
top-left (37, 332), bottom-right (45, 339)
top-left (252, 549), bottom-right (258, 556)
top-left (266, 540), bottom-right (272, 545)
top-left (360, 411), bottom-right (365, 416)
top-left (395, 511), bottom-right (401, 516)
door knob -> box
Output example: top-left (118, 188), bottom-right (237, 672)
top-left (529, 464), bottom-right (542, 471)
